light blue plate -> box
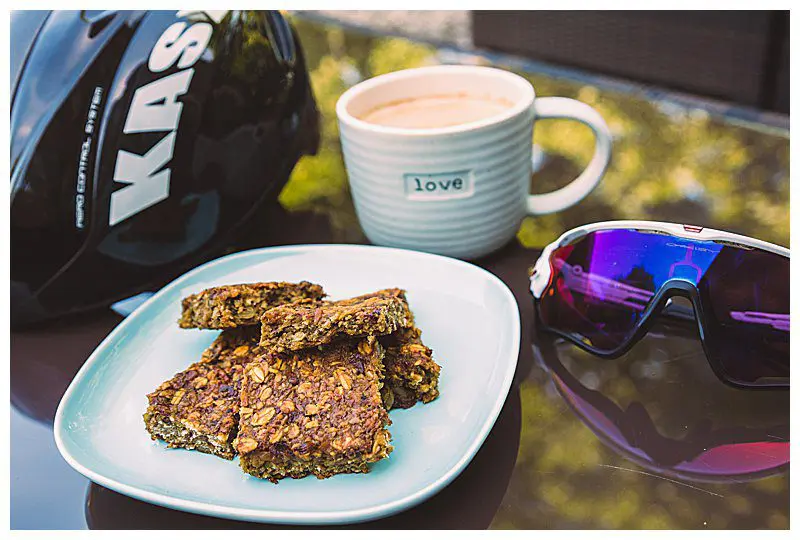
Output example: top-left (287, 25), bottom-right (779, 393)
top-left (54, 245), bottom-right (520, 524)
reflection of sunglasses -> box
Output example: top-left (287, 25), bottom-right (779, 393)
top-left (532, 329), bottom-right (790, 481)
top-left (530, 221), bottom-right (789, 389)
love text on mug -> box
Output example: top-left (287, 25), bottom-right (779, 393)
top-left (403, 171), bottom-right (475, 201)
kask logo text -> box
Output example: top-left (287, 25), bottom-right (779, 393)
top-left (108, 11), bottom-right (227, 226)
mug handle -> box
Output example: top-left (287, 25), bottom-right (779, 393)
top-left (527, 97), bottom-right (612, 215)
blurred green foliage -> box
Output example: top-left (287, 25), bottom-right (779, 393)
top-left (283, 15), bottom-right (789, 529)
top-left (522, 79), bottom-right (789, 248)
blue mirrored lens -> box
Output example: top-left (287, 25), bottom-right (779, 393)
top-left (540, 228), bottom-right (789, 386)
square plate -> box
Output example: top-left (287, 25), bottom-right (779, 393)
top-left (54, 245), bottom-right (520, 524)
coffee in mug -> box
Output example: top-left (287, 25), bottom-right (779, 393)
top-left (336, 65), bottom-right (612, 260)
top-left (358, 94), bottom-right (514, 129)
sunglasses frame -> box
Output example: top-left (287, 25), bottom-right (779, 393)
top-left (529, 221), bottom-right (790, 390)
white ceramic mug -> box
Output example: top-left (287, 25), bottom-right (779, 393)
top-left (336, 65), bottom-right (612, 259)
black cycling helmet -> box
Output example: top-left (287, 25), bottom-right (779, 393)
top-left (11, 10), bottom-right (320, 327)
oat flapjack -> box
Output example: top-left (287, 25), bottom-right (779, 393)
top-left (380, 325), bottom-right (441, 409)
top-left (143, 327), bottom-right (260, 459)
top-left (149, 282), bottom-right (439, 479)
top-left (179, 281), bottom-right (325, 329)
top-left (235, 336), bottom-right (392, 482)
top-left (259, 288), bottom-right (413, 353)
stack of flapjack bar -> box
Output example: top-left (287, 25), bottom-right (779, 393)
top-left (143, 282), bottom-right (441, 482)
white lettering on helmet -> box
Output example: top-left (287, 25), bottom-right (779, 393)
top-left (109, 133), bottom-right (175, 226)
top-left (109, 11), bottom-right (227, 226)
top-left (122, 69), bottom-right (194, 134)
top-left (148, 21), bottom-right (213, 72)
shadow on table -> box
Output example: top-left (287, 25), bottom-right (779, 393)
top-left (11, 310), bottom-right (126, 425)
top-left (86, 386), bottom-right (522, 529)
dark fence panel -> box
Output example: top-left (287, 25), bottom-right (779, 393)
top-left (472, 11), bottom-right (789, 113)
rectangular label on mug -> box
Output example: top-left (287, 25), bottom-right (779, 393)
top-left (403, 171), bottom-right (475, 201)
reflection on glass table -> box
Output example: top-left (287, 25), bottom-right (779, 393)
top-left (485, 314), bottom-right (790, 529)
top-left (532, 320), bottom-right (789, 482)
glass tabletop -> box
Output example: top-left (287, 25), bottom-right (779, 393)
top-left (10, 13), bottom-right (789, 530)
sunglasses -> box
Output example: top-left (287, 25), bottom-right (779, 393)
top-left (529, 221), bottom-right (790, 389)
